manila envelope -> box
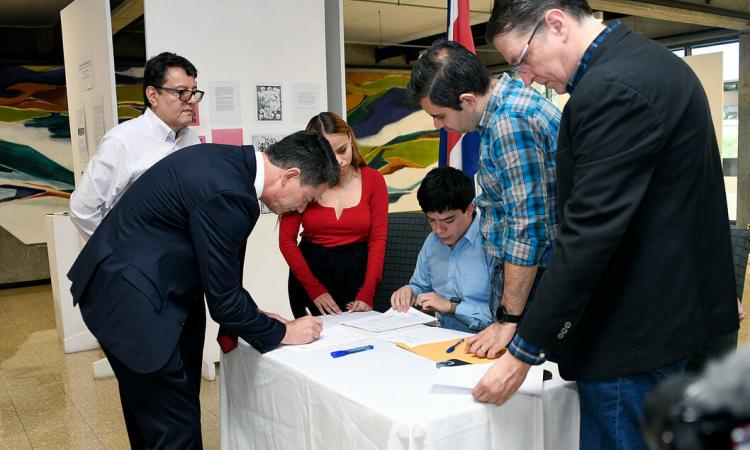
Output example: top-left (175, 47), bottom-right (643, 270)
top-left (396, 338), bottom-right (504, 365)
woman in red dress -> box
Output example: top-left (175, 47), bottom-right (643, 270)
top-left (279, 112), bottom-right (388, 317)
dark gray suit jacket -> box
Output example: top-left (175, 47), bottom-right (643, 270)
top-left (519, 24), bottom-right (738, 380)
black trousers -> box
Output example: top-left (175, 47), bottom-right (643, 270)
top-left (103, 298), bottom-right (206, 450)
top-left (288, 239), bottom-right (368, 318)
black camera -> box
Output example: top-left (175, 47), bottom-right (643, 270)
top-left (642, 349), bottom-right (750, 450)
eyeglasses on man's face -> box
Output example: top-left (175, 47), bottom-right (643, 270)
top-left (155, 86), bottom-right (205, 102)
top-left (511, 19), bottom-right (545, 73)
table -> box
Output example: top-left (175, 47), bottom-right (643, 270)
top-left (220, 312), bottom-right (580, 450)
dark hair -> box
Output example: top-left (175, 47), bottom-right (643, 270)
top-left (417, 167), bottom-right (475, 214)
top-left (142, 52), bottom-right (198, 108)
top-left (265, 131), bottom-right (340, 188)
top-left (406, 39), bottom-right (491, 110)
top-left (485, 0), bottom-right (593, 42)
top-left (305, 112), bottom-right (366, 170)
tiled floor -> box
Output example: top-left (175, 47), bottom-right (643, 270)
top-left (0, 285), bottom-right (220, 450)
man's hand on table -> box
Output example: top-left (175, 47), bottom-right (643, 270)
top-left (466, 322), bottom-right (516, 359)
top-left (415, 292), bottom-right (451, 314)
top-left (390, 286), bottom-right (416, 312)
top-left (472, 351), bottom-right (530, 405)
top-left (281, 316), bottom-right (323, 344)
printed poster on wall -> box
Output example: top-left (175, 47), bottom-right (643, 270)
top-left (256, 84), bottom-right (282, 121)
top-left (292, 83), bottom-right (320, 124)
top-left (209, 81), bottom-right (242, 125)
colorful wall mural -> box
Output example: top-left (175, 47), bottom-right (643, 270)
top-left (0, 65), bottom-right (143, 245)
top-left (346, 70), bottom-right (438, 212)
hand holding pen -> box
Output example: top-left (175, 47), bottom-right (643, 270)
top-left (281, 313), bottom-right (322, 345)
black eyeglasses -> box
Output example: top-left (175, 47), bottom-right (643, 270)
top-left (155, 86), bottom-right (205, 102)
top-left (511, 20), bottom-right (545, 73)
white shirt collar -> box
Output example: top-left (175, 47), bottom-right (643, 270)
top-left (144, 107), bottom-right (186, 143)
top-left (253, 151), bottom-right (264, 198)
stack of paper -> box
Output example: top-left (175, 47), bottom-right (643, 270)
top-left (342, 307), bottom-right (437, 332)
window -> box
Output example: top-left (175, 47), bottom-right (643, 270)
top-left (690, 41), bottom-right (739, 221)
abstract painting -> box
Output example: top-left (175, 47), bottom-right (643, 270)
top-left (346, 70), bottom-right (438, 212)
top-left (0, 65), bottom-right (143, 245)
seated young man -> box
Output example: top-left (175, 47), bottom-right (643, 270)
top-left (390, 167), bottom-right (492, 332)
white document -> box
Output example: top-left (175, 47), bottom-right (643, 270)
top-left (378, 325), bottom-right (472, 346)
top-left (342, 307), bottom-right (437, 333)
top-left (431, 363), bottom-right (547, 396)
top-left (292, 83), bottom-right (320, 123)
top-left (284, 325), bottom-right (368, 352)
top-left (210, 81), bottom-right (242, 125)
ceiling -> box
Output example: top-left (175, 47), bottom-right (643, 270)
top-left (0, 0), bottom-right (749, 67)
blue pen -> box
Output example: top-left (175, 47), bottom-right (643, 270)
top-left (446, 338), bottom-right (464, 353)
top-left (330, 345), bottom-right (374, 358)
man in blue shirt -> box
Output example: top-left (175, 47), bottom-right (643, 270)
top-left (391, 167), bottom-right (492, 332)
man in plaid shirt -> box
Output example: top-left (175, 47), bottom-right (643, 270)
top-left (407, 40), bottom-right (560, 366)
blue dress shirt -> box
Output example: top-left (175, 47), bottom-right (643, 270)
top-left (408, 215), bottom-right (492, 331)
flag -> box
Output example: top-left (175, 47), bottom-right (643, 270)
top-left (440, 0), bottom-right (480, 178)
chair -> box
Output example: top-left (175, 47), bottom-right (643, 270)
top-left (372, 212), bottom-right (432, 313)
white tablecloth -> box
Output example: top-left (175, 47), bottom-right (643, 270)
top-left (220, 313), bottom-right (580, 450)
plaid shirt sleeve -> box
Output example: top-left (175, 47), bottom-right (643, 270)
top-left (507, 332), bottom-right (547, 365)
top-left (490, 113), bottom-right (551, 266)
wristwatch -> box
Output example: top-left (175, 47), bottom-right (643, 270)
top-left (449, 297), bottom-right (461, 314)
top-left (495, 304), bottom-right (523, 324)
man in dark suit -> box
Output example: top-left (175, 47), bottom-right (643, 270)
top-left (68, 131), bottom-right (339, 449)
top-left (480, 1), bottom-right (739, 449)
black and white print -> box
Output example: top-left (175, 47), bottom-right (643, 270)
top-left (256, 85), bottom-right (282, 121)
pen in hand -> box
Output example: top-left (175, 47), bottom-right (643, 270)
top-left (446, 338), bottom-right (464, 353)
top-left (305, 307), bottom-right (313, 317)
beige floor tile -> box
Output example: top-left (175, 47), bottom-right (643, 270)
top-left (0, 285), bottom-right (226, 449)
top-left (0, 349), bottom-right (45, 372)
top-left (48, 349), bottom-right (106, 376)
top-left (77, 401), bottom-right (126, 433)
top-left (33, 440), bottom-right (105, 450)
top-left (0, 430), bottom-right (32, 450)
top-left (0, 332), bottom-right (27, 352)
top-left (14, 317), bottom-right (56, 337)
top-left (11, 388), bottom-right (71, 422)
top-left (24, 419), bottom-right (102, 450)
top-left (203, 429), bottom-right (220, 450)
top-left (2, 371), bottom-right (63, 402)
top-left (201, 409), bottom-right (219, 433)
top-left (94, 423), bottom-right (131, 450)
top-left (0, 397), bottom-right (24, 434)
top-left (200, 375), bottom-right (221, 416)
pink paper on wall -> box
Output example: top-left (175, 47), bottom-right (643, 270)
top-left (198, 135), bottom-right (206, 143)
top-left (211, 129), bottom-right (243, 145)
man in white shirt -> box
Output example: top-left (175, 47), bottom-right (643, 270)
top-left (69, 52), bottom-right (202, 237)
